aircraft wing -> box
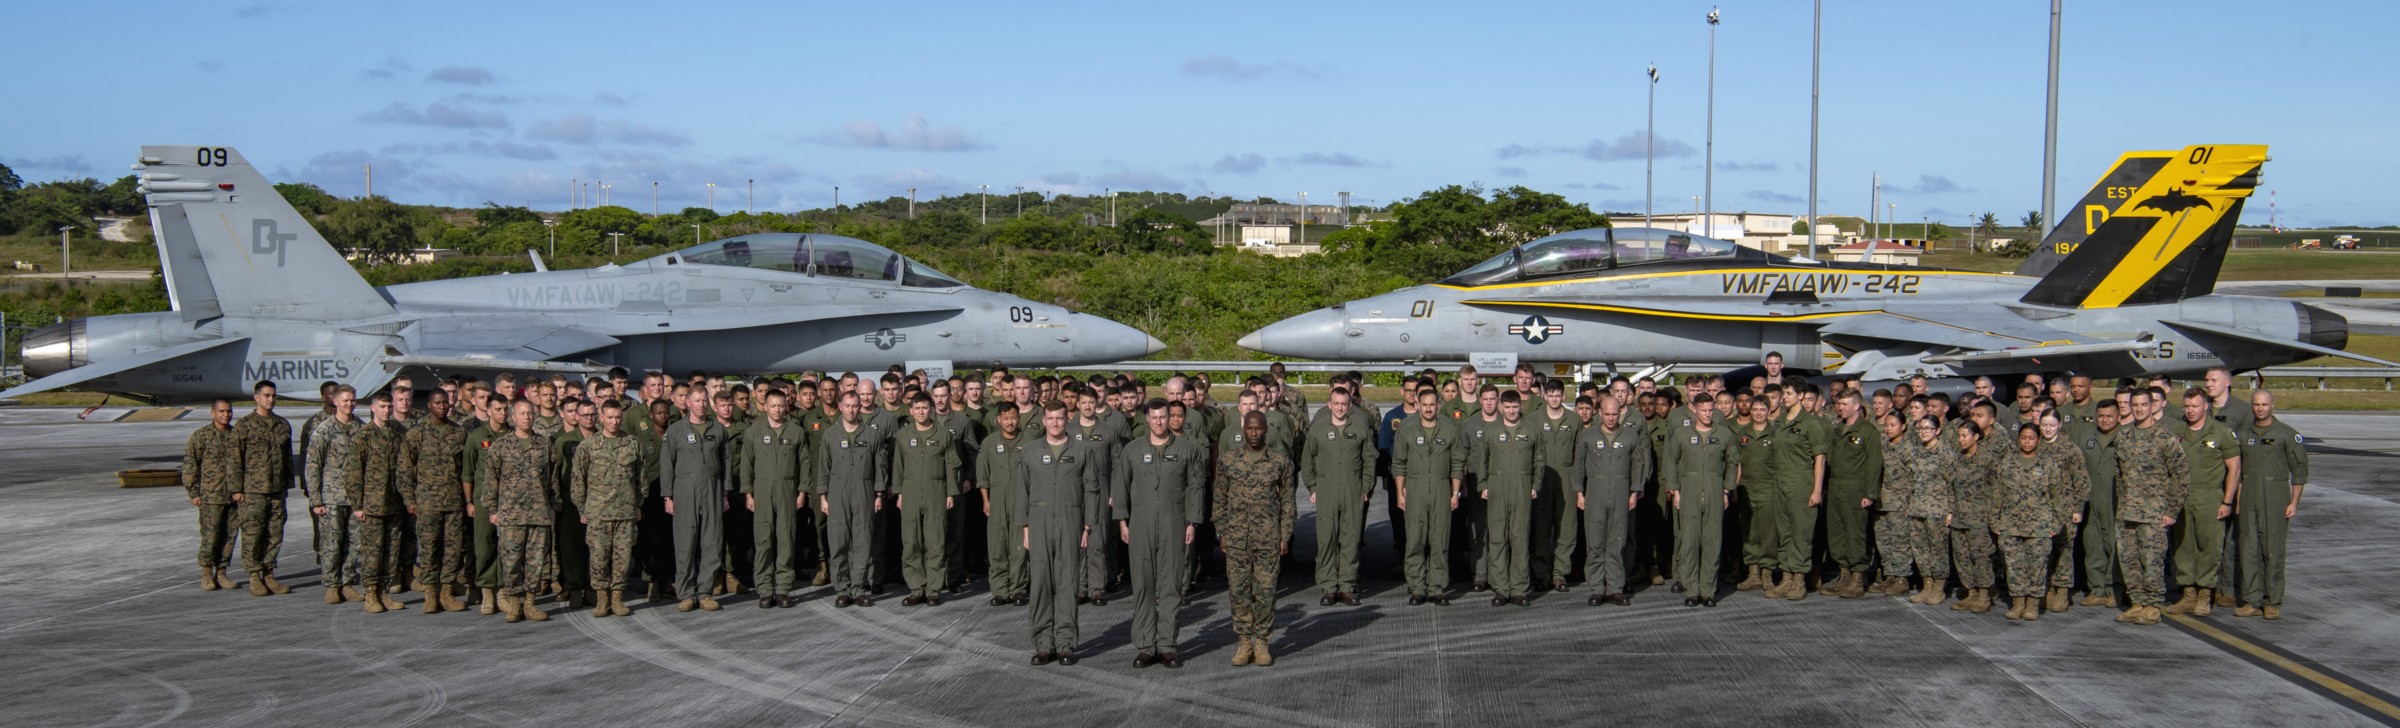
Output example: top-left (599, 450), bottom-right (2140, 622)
top-left (407, 320), bottom-right (621, 361)
top-left (0, 336), bottom-right (250, 400)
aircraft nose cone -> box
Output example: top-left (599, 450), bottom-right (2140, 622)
top-left (1072, 314), bottom-right (1165, 364)
top-left (1240, 310), bottom-right (1344, 359)
top-left (1144, 334), bottom-right (1167, 357)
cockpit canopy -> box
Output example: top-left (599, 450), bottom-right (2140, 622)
top-left (1437, 227), bottom-right (1752, 286)
top-left (656, 233), bottom-right (966, 288)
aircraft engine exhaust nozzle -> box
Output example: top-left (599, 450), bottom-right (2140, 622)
top-left (2297, 302), bottom-right (2349, 352)
top-left (21, 320), bottom-right (83, 380)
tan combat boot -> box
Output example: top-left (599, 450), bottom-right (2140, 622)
top-left (698, 596), bottom-right (722, 611)
top-left (2233, 603), bottom-right (2260, 618)
top-left (1253, 636), bottom-right (1275, 666)
top-left (2115, 605), bottom-right (2141, 623)
top-left (480, 588), bottom-right (499, 616)
top-left (1231, 637), bottom-right (1255, 666)
top-left (1913, 582), bottom-right (1945, 606)
top-left (363, 585), bottom-right (387, 613)
top-left (2079, 592), bottom-right (2114, 608)
top-left (1736, 565), bottom-right (1764, 591)
top-left (2003, 595), bottom-right (2023, 620)
top-left (325, 586), bottom-right (345, 604)
top-left (2192, 588), bottom-right (2215, 617)
top-left (812, 561), bottom-right (831, 587)
top-left (262, 574), bottom-right (290, 594)
top-left (342, 585), bottom-right (364, 602)
top-left (212, 568), bottom-right (240, 591)
top-left (2213, 589), bottom-right (2236, 608)
top-left (501, 593), bottom-right (523, 623)
top-left (200, 567), bottom-right (220, 592)
top-left (1969, 588), bottom-right (1994, 614)
top-left (377, 589), bottom-right (403, 612)
top-left (439, 586), bottom-right (465, 613)
top-left (1951, 585), bottom-right (1973, 611)
top-left (2164, 587), bottom-right (2197, 615)
top-left (2046, 587), bottom-right (2070, 613)
top-left (2262, 605), bottom-right (2281, 620)
top-left (1882, 576), bottom-right (1912, 598)
top-left (677, 598), bottom-right (698, 612)
top-left (1843, 571), bottom-right (1870, 599)
top-left (248, 575), bottom-right (271, 597)
top-left (423, 590), bottom-right (443, 614)
top-left (2133, 604), bottom-right (2162, 625)
top-left (610, 590), bottom-right (631, 617)
top-left (523, 595), bottom-right (550, 622)
top-left (2022, 596), bottom-right (2042, 622)
top-left (1783, 572), bottom-right (1808, 601)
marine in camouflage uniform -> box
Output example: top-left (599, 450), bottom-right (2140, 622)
top-left (2040, 429), bottom-right (2090, 609)
top-left (1947, 440), bottom-right (2001, 611)
top-left (1901, 431), bottom-right (1957, 604)
top-left (344, 418), bottom-right (405, 603)
top-left (304, 413), bottom-right (363, 593)
top-left (1872, 427), bottom-right (1920, 594)
top-left (1990, 434), bottom-right (2071, 618)
top-left (480, 427), bottom-right (558, 621)
top-left (2114, 418), bottom-right (2190, 622)
top-left (397, 408), bottom-right (469, 607)
top-left (574, 425), bottom-right (647, 615)
top-left (233, 404), bottom-right (296, 593)
top-left (183, 411), bottom-right (242, 588)
top-left (1216, 413), bottom-right (1295, 665)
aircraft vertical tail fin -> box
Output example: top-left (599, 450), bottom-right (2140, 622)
top-left (2011, 149), bottom-right (2176, 278)
top-left (2016, 144), bottom-right (2266, 309)
top-left (135, 145), bottom-right (393, 321)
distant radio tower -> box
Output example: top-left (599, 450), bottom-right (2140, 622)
top-left (2270, 190), bottom-right (2278, 232)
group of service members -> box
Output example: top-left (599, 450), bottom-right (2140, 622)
top-left (177, 357), bottom-right (2310, 670)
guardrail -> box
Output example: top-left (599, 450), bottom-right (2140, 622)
top-left (1057, 360), bottom-right (2400, 389)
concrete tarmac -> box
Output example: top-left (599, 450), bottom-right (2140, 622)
top-left (3, 407), bottom-right (2397, 727)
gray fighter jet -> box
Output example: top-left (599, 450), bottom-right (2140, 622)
top-left (1241, 144), bottom-right (2399, 380)
top-left (3, 145), bottom-right (1163, 402)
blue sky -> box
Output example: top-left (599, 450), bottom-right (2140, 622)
top-left (6, 1), bottom-right (2394, 227)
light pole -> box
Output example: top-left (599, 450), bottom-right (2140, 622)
top-left (1111, 190), bottom-right (1119, 226)
top-left (1015, 186), bottom-right (1024, 217)
top-left (2041, 0), bottom-right (2063, 239)
top-left (747, 179), bottom-right (754, 215)
top-left (542, 219), bottom-right (556, 258)
top-left (707, 182), bottom-right (717, 211)
top-left (600, 182), bottom-right (611, 207)
top-left (1806, 0), bottom-right (1820, 259)
top-left (1298, 192), bottom-right (1308, 244)
top-left (690, 224), bottom-right (701, 247)
top-left (1691, 195), bottom-right (1701, 233)
top-left (606, 232), bottom-right (624, 257)
top-left (978, 184), bottom-right (989, 224)
top-left (907, 188), bottom-right (917, 219)
top-left (571, 178), bottom-right (578, 210)
top-left (1704, 6), bottom-right (1720, 238)
top-left (1888, 204), bottom-right (1897, 243)
top-left (1646, 63), bottom-right (1658, 232)
top-left (58, 225), bottom-right (74, 282)
top-left (833, 186), bottom-right (841, 226)
top-left (652, 181), bottom-right (658, 216)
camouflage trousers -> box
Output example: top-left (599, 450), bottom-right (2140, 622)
top-left (498, 525), bottom-right (554, 597)
top-left (1950, 526), bottom-right (1994, 588)
top-left (1998, 534), bottom-right (2049, 599)
top-left (1225, 544), bottom-right (1282, 639)
top-left (357, 514), bottom-right (402, 590)
top-left (236, 494), bottom-right (287, 575)
top-left (1907, 516), bottom-right (1950, 581)
top-left (415, 510), bottom-right (467, 587)
top-left (2118, 521), bottom-right (2167, 607)
top-left (2048, 523), bottom-right (2080, 589)
top-left (313, 508), bottom-right (359, 586)
top-left (1871, 510), bottom-right (1911, 579)
top-left (195, 503), bottom-right (237, 569)
top-left (586, 519), bottom-right (636, 591)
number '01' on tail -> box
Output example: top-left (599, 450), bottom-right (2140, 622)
top-left (2016, 144), bottom-right (2266, 309)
